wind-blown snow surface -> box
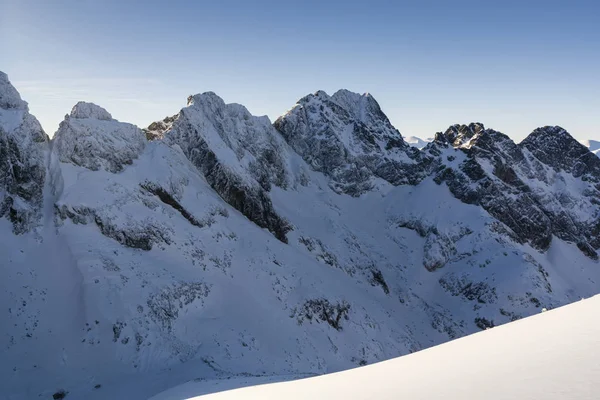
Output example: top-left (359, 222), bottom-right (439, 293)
top-left (153, 295), bottom-right (600, 400)
top-left (1, 73), bottom-right (600, 400)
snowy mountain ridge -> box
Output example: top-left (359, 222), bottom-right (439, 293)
top-left (1, 72), bottom-right (599, 399)
top-left (403, 135), bottom-right (431, 149)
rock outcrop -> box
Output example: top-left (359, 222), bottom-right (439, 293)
top-left (0, 72), bottom-right (48, 233)
top-left (274, 90), bottom-right (432, 195)
top-left (149, 92), bottom-right (300, 242)
top-left (53, 102), bottom-right (146, 173)
top-left (428, 123), bottom-right (600, 259)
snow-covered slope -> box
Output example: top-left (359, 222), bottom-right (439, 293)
top-left (1, 72), bottom-right (600, 400)
top-left (153, 295), bottom-right (600, 400)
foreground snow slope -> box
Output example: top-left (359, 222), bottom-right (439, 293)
top-left (155, 295), bottom-right (600, 400)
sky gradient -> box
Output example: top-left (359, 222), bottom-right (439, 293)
top-left (1, 0), bottom-right (599, 142)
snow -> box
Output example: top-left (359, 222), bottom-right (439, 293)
top-left (152, 295), bottom-right (600, 400)
top-left (403, 135), bottom-right (431, 149)
top-left (0, 71), bottom-right (28, 109)
top-left (2, 72), bottom-right (600, 400)
top-left (53, 105), bottom-right (146, 172)
top-left (0, 107), bottom-right (26, 133)
top-left (69, 101), bottom-right (113, 120)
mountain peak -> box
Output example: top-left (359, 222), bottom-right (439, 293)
top-left (520, 126), bottom-right (599, 177)
top-left (69, 101), bottom-right (113, 121)
top-left (0, 71), bottom-right (27, 110)
top-left (187, 91), bottom-right (226, 108)
top-left (435, 123), bottom-right (485, 147)
top-left (525, 125), bottom-right (569, 139)
top-left (297, 90), bottom-right (330, 105)
top-left (55, 103), bottom-right (145, 173)
top-left (520, 126), bottom-right (577, 151)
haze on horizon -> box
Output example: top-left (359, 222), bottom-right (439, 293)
top-left (1, 0), bottom-right (598, 142)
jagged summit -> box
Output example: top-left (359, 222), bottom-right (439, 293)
top-left (53, 102), bottom-right (145, 173)
top-left (185, 91), bottom-right (268, 124)
top-left (151, 91), bottom-right (298, 242)
top-left (330, 89), bottom-right (388, 126)
top-left (187, 91), bottom-right (226, 108)
top-left (274, 89), bottom-right (428, 195)
top-left (69, 101), bottom-right (113, 120)
top-left (434, 123), bottom-right (486, 147)
top-left (521, 125), bottom-right (600, 177)
top-left (0, 71), bottom-right (27, 110)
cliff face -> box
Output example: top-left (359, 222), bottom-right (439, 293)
top-left (0, 72), bottom-right (49, 234)
top-left (428, 123), bottom-right (600, 259)
top-left (274, 90), bottom-right (432, 195)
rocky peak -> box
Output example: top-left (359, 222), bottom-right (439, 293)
top-left (53, 103), bottom-right (145, 173)
top-left (187, 91), bottom-right (227, 109)
top-left (435, 123), bottom-right (485, 148)
top-left (155, 92), bottom-right (296, 242)
top-left (0, 72), bottom-right (28, 110)
top-left (0, 72), bottom-right (48, 233)
top-left (274, 89), bottom-right (428, 195)
top-left (69, 101), bottom-right (113, 121)
top-left (330, 89), bottom-right (389, 127)
top-left (297, 90), bottom-right (331, 105)
top-left (520, 126), bottom-right (600, 178)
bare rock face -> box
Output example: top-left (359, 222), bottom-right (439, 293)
top-left (0, 71), bottom-right (48, 233)
top-left (521, 126), bottom-right (600, 179)
top-left (53, 102), bottom-right (146, 173)
top-left (274, 90), bottom-right (432, 195)
top-left (150, 92), bottom-right (298, 243)
top-left (428, 123), bottom-right (600, 259)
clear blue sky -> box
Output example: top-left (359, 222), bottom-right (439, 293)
top-left (1, 0), bottom-right (598, 142)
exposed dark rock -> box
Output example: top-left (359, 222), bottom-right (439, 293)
top-left (0, 72), bottom-right (48, 233)
top-left (56, 204), bottom-right (171, 250)
top-left (147, 282), bottom-right (210, 331)
top-left (156, 94), bottom-right (294, 243)
top-left (274, 90), bottom-right (433, 195)
top-left (140, 181), bottom-right (204, 228)
top-left (370, 269), bottom-right (390, 294)
top-left (439, 273), bottom-right (498, 304)
top-left (474, 317), bottom-right (495, 330)
top-left (429, 123), bottom-right (600, 258)
top-left (293, 298), bottom-right (350, 331)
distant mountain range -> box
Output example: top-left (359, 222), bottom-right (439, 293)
top-left (403, 135), bottom-right (432, 149)
top-left (2, 71), bottom-right (599, 399)
top-left (581, 139), bottom-right (600, 157)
